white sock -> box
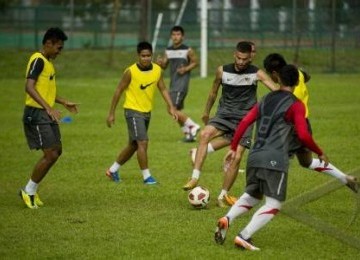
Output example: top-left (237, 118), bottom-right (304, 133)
top-left (25, 179), bottom-right (38, 196)
top-left (240, 196), bottom-right (281, 240)
top-left (207, 143), bottom-right (215, 153)
top-left (226, 193), bottom-right (260, 225)
top-left (218, 189), bottom-right (228, 200)
top-left (141, 169), bottom-right (151, 180)
top-left (192, 169), bottom-right (201, 179)
top-left (309, 159), bottom-right (347, 184)
top-left (109, 162), bottom-right (121, 173)
top-left (185, 118), bottom-right (196, 127)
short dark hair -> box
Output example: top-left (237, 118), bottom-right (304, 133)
top-left (137, 41), bottom-right (152, 54)
top-left (171, 25), bottom-right (184, 35)
top-left (235, 41), bottom-right (252, 53)
top-left (42, 27), bottom-right (68, 44)
top-left (263, 53), bottom-right (287, 73)
top-left (279, 64), bottom-right (299, 87)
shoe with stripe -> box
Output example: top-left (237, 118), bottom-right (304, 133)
top-left (214, 217), bottom-right (229, 245)
top-left (234, 235), bottom-right (260, 251)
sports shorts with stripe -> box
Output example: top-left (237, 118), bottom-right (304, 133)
top-left (245, 167), bottom-right (288, 201)
top-left (170, 91), bottom-right (187, 110)
top-left (208, 115), bottom-right (253, 149)
top-left (23, 106), bottom-right (61, 150)
top-left (124, 108), bottom-right (151, 141)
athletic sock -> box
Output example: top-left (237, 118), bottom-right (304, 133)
top-left (218, 189), bottom-right (227, 200)
top-left (207, 143), bottom-right (215, 153)
top-left (309, 159), bottom-right (347, 184)
top-left (226, 193), bottom-right (260, 224)
top-left (240, 196), bottom-right (281, 240)
top-left (25, 179), bottom-right (38, 196)
top-left (141, 169), bottom-right (151, 180)
top-left (184, 118), bottom-right (196, 127)
top-left (109, 162), bottom-right (121, 173)
top-left (191, 169), bottom-right (200, 179)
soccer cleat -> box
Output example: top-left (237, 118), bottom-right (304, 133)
top-left (214, 217), bottom-right (229, 245)
top-left (234, 235), bottom-right (260, 251)
top-left (189, 148), bottom-right (197, 164)
top-left (183, 178), bottom-right (198, 191)
top-left (217, 195), bottom-right (237, 208)
top-left (144, 176), bottom-right (157, 185)
top-left (224, 194), bottom-right (237, 205)
top-left (106, 169), bottom-right (120, 183)
top-left (345, 175), bottom-right (359, 193)
top-left (35, 193), bottom-right (44, 207)
top-left (19, 189), bottom-right (38, 209)
top-left (182, 134), bottom-right (196, 143)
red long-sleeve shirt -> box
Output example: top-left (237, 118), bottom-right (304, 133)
top-left (230, 100), bottom-right (323, 156)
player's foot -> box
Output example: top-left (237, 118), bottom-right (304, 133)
top-left (19, 189), bottom-right (38, 209)
top-left (106, 169), bottom-right (120, 182)
top-left (214, 216), bottom-right (229, 244)
top-left (345, 175), bottom-right (359, 193)
top-left (144, 176), bottom-right (157, 185)
top-left (217, 194), bottom-right (237, 207)
top-left (183, 178), bottom-right (198, 191)
top-left (189, 148), bottom-right (197, 164)
top-left (234, 235), bottom-right (260, 251)
top-left (182, 134), bottom-right (196, 143)
top-left (224, 194), bottom-right (237, 205)
top-left (35, 193), bottom-right (44, 207)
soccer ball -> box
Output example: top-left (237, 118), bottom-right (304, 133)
top-left (188, 186), bottom-right (210, 209)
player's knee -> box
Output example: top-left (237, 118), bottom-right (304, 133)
top-left (265, 196), bottom-right (282, 212)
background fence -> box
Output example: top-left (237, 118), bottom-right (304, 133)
top-left (1, 3), bottom-right (359, 73)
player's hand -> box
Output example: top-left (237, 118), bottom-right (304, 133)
top-left (168, 107), bottom-right (178, 121)
top-left (201, 114), bottom-right (209, 125)
top-left (47, 108), bottom-right (61, 123)
top-left (64, 101), bottom-right (80, 114)
top-left (106, 114), bottom-right (115, 128)
top-left (223, 149), bottom-right (236, 172)
top-left (176, 64), bottom-right (187, 75)
top-left (319, 153), bottom-right (329, 167)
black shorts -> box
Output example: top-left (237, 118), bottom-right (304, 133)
top-left (23, 106), bottom-right (61, 150)
top-left (124, 109), bottom-right (151, 141)
top-left (208, 116), bottom-right (253, 149)
top-left (245, 167), bottom-right (288, 201)
top-left (170, 91), bottom-right (187, 110)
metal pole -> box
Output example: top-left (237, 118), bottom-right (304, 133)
top-left (200, 0), bottom-right (207, 78)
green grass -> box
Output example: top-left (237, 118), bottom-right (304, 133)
top-left (0, 50), bottom-right (360, 259)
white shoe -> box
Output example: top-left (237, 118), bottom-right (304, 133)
top-left (189, 124), bottom-right (200, 139)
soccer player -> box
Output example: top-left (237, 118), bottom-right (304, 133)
top-left (20, 27), bottom-right (79, 209)
top-left (156, 26), bottom-right (200, 142)
top-left (106, 41), bottom-right (177, 184)
top-left (263, 53), bottom-right (358, 193)
top-left (182, 41), bottom-right (279, 206)
top-left (214, 64), bottom-right (329, 250)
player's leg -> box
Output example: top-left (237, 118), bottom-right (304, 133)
top-left (297, 150), bottom-right (359, 193)
top-left (189, 138), bottom-right (229, 164)
top-left (171, 91), bottom-right (200, 142)
top-left (234, 169), bottom-right (286, 250)
top-left (217, 144), bottom-right (246, 207)
top-left (215, 168), bottom-right (262, 244)
top-left (235, 196), bottom-right (281, 251)
top-left (21, 118), bottom-right (62, 209)
top-left (183, 125), bottom-right (222, 190)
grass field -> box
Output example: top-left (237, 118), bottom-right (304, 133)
top-left (0, 49), bottom-right (360, 259)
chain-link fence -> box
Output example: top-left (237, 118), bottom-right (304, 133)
top-left (1, 4), bottom-right (359, 72)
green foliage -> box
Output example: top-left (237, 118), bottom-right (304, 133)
top-left (0, 49), bottom-right (359, 258)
